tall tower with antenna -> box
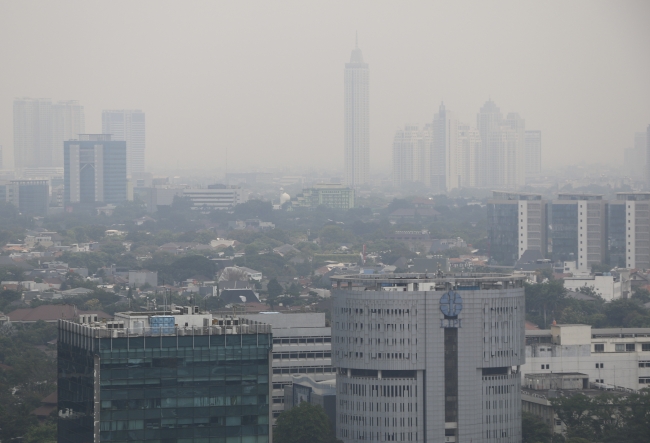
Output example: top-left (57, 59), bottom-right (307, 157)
top-left (344, 33), bottom-right (369, 187)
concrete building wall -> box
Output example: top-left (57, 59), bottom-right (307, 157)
top-left (332, 275), bottom-right (526, 443)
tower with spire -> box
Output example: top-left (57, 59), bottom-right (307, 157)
top-left (344, 34), bottom-right (369, 187)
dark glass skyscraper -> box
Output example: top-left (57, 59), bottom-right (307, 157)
top-left (58, 311), bottom-right (272, 443)
top-left (64, 134), bottom-right (127, 206)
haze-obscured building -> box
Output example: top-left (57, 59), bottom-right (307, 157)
top-left (182, 185), bottom-right (246, 210)
top-left (525, 130), bottom-right (542, 180)
top-left (5, 179), bottom-right (49, 215)
top-left (64, 135), bottom-right (127, 206)
top-left (102, 110), bottom-right (145, 176)
top-left (292, 184), bottom-right (355, 209)
top-left (487, 191), bottom-right (547, 265)
top-left (614, 192), bottom-right (650, 269)
top-left (549, 194), bottom-right (607, 272)
top-left (344, 39), bottom-right (369, 187)
top-left (14, 98), bottom-right (85, 174)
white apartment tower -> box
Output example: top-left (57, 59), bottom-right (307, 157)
top-left (344, 38), bottom-right (369, 188)
top-left (13, 98), bottom-right (85, 173)
top-left (457, 123), bottom-right (481, 188)
top-left (616, 192), bottom-right (650, 269)
top-left (13, 98), bottom-right (53, 171)
top-left (431, 103), bottom-right (459, 192)
top-left (392, 124), bottom-right (432, 187)
top-left (477, 100), bottom-right (526, 190)
top-left (525, 130), bottom-right (542, 180)
top-left (52, 101), bottom-right (85, 168)
top-left (102, 109), bottom-right (146, 176)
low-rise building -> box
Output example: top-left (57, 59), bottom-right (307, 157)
top-left (292, 184), bottom-right (354, 209)
top-left (128, 270), bottom-right (158, 288)
top-left (563, 274), bottom-right (621, 301)
top-left (182, 184), bottom-right (246, 210)
top-left (241, 312), bottom-right (333, 422)
top-left (522, 324), bottom-right (650, 391)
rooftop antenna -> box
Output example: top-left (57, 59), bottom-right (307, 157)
top-left (355, 31), bottom-right (358, 49)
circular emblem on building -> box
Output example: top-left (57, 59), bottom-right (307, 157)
top-left (440, 291), bottom-right (463, 317)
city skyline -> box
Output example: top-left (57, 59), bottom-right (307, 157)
top-left (0, 2), bottom-right (648, 172)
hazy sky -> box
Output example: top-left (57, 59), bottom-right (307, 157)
top-left (1, 0), bottom-right (649, 174)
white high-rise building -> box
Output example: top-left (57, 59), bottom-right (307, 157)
top-left (525, 130), bottom-right (542, 180)
top-left (477, 100), bottom-right (526, 190)
top-left (13, 98), bottom-right (53, 171)
top-left (431, 103), bottom-right (459, 192)
top-left (392, 124), bottom-right (431, 187)
top-left (102, 109), bottom-right (146, 176)
top-left (13, 98), bottom-right (85, 174)
top-left (344, 38), bottom-right (369, 187)
top-left (456, 123), bottom-right (481, 188)
top-left (52, 101), bottom-right (85, 168)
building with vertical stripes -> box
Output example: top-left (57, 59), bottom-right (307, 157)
top-left (331, 273), bottom-right (526, 443)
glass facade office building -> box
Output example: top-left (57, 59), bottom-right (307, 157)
top-left (64, 134), bottom-right (127, 206)
top-left (58, 315), bottom-right (272, 443)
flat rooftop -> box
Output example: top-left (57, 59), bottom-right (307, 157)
top-left (331, 273), bottom-right (526, 288)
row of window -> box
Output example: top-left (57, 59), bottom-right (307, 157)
top-left (272, 366), bottom-right (335, 375)
top-left (337, 307), bottom-right (413, 317)
top-left (336, 350), bottom-right (412, 360)
top-left (639, 377), bottom-right (650, 384)
top-left (340, 383), bottom-right (415, 398)
top-left (338, 399), bottom-right (417, 414)
top-left (335, 322), bottom-right (414, 332)
top-left (339, 429), bottom-right (417, 442)
top-left (272, 351), bottom-right (331, 360)
top-left (99, 414), bottom-right (268, 430)
top-left (339, 414), bottom-right (417, 428)
top-left (595, 343), bottom-right (650, 352)
top-left (337, 337), bottom-right (414, 346)
top-left (272, 337), bottom-right (331, 345)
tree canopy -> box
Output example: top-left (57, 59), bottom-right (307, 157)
top-left (274, 402), bottom-right (339, 443)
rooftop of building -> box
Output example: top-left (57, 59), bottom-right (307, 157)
top-left (526, 325), bottom-right (650, 338)
top-left (491, 191), bottom-right (543, 201)
top-left (58, 307), bottom-right (272, 341)
top-left (557, 193), bottom-right (603, 200)
top-left (331, 272), bottom-right (526, 288)
top-left (78, 134), bottom-right (112, 141)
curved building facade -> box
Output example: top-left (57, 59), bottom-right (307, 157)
top-left (331, 273), bottom-right (526, 443)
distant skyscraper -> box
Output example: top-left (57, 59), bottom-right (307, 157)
top-left (64, 134), bottom-right (127, 205)
top-left (102, 109), bottom-right (145, 176)
top-left (344, 37), bottom-right (369, 187)
top-left (525, 130), bottom-right (542, 179)
top-left (13, 98), bottom-right (85, 173)
top-left (456, 123), bottom-right (481, 188)
top-left (477, 100), bottom-right (525, 189)
top-left (646, 125), bottom-right (650, 183)
top-left (52, 101), bottom-right (85, 168)
top-left (13, 98), bottom-right (53, 170)
top-left (432, 103), bottom-right (458, 191)
top-left (392, 124), bottom-right (431, 187)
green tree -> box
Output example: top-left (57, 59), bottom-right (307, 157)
top-left (274, 402), bottom-right (338, 443)
top-left (522, 412), bottom-right (552, 443)
top-left (266, 278), bottom-right (283, 309)
top-left (632, 287), bottom-right (650, 304)
top-left (25, 421), bottom-right (56, 443)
